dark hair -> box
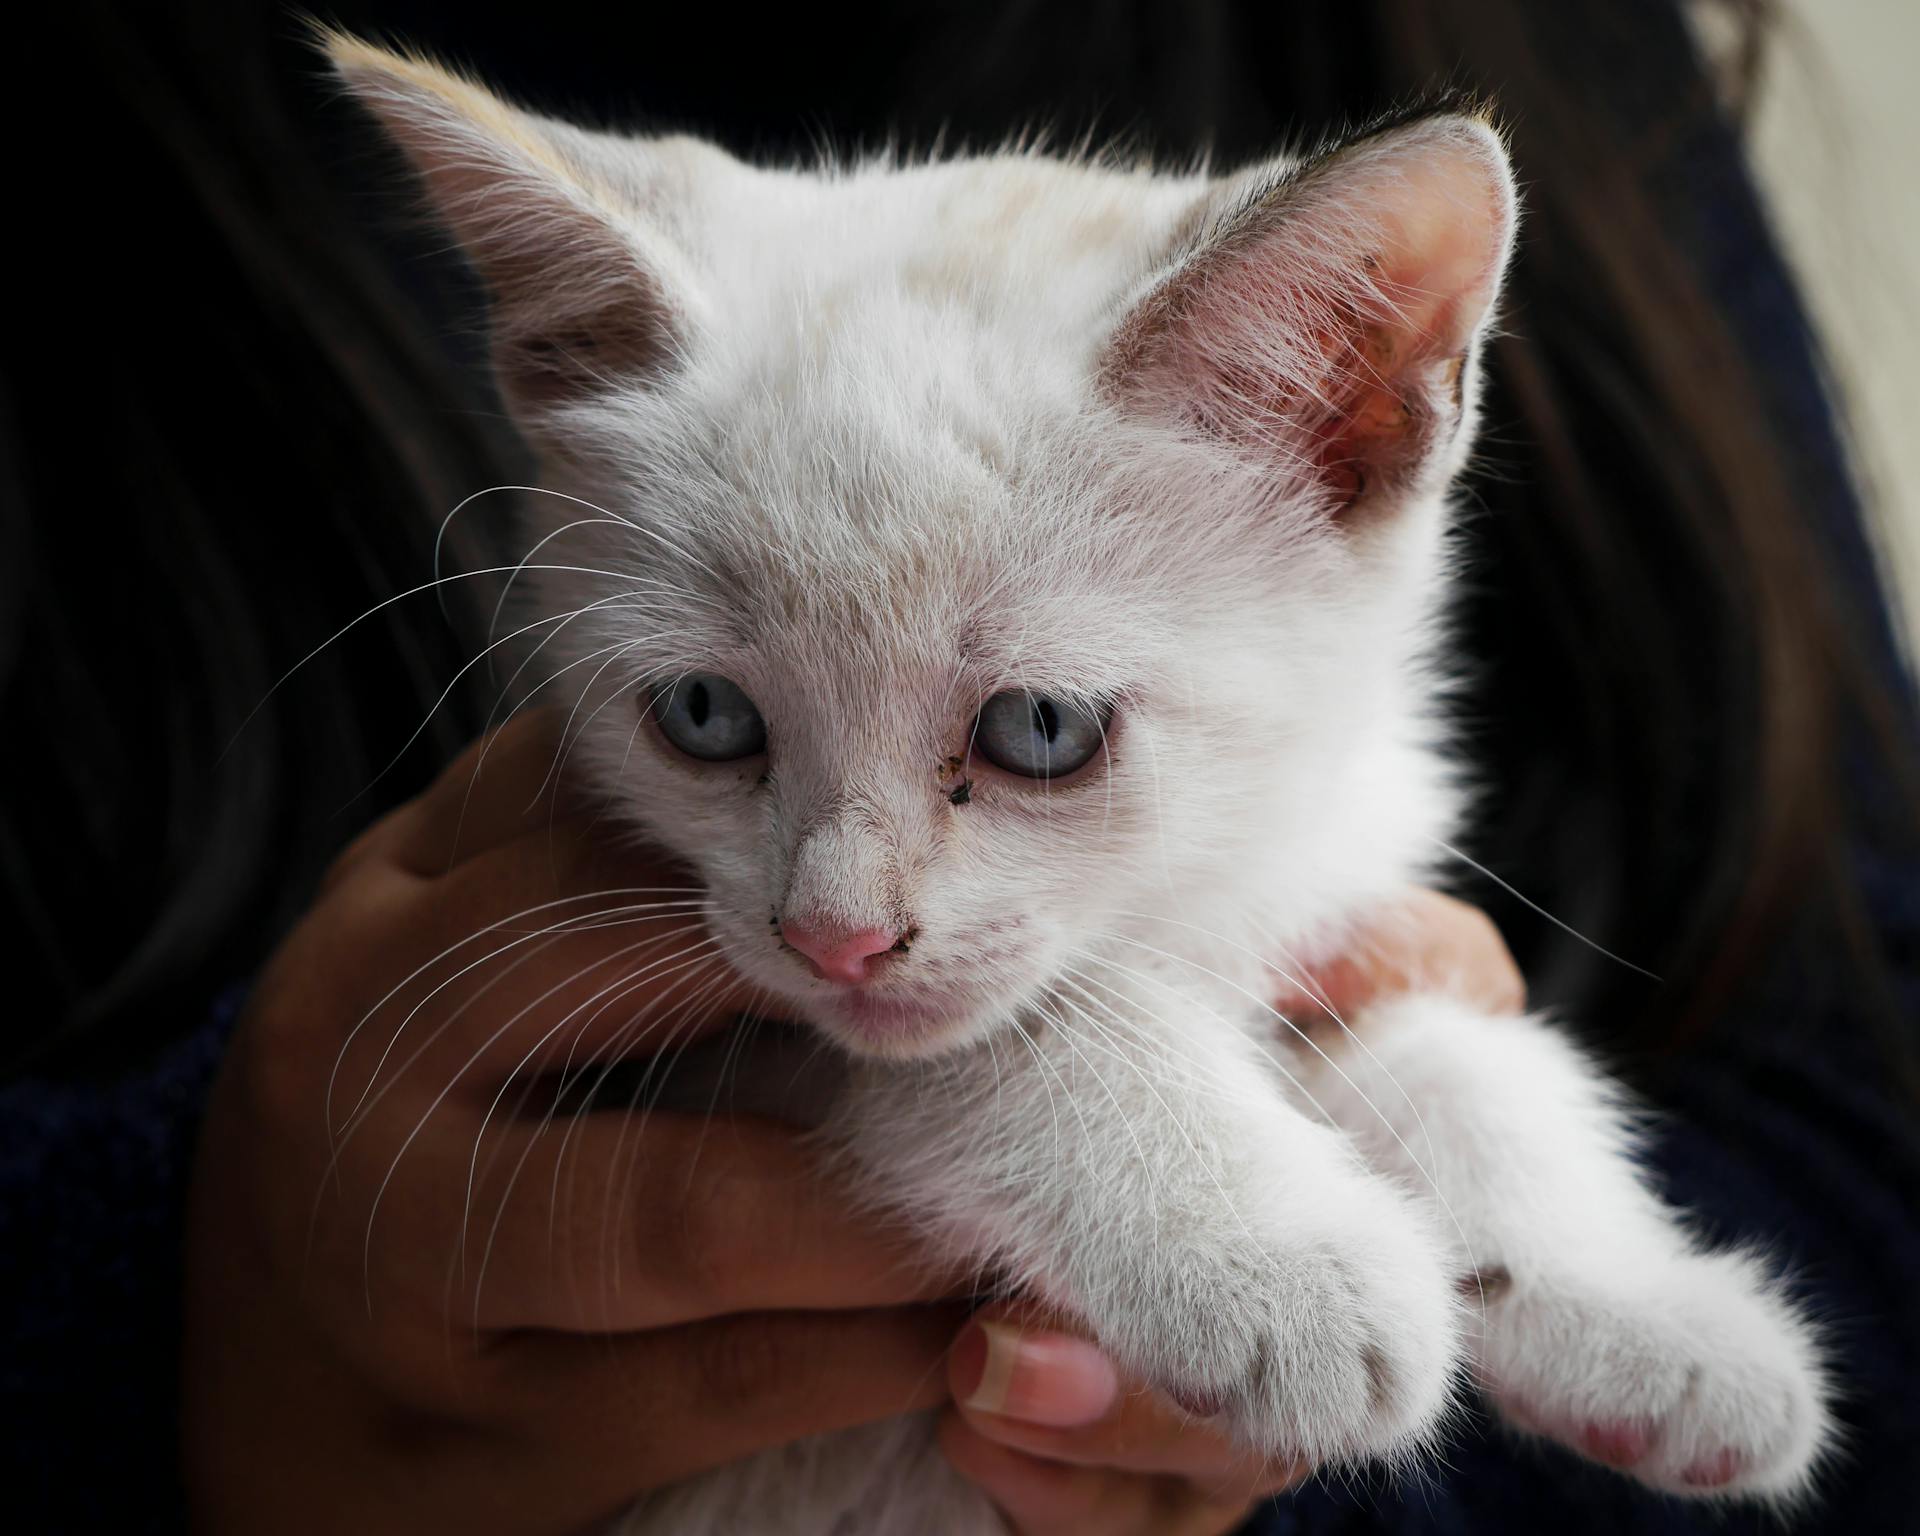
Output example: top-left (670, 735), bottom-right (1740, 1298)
top-left (10, 0), bottom-right (1915, 1085)
top-left (7, 1), bottom-right (515, 1068)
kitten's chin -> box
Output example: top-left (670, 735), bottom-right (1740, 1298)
top-left (804, 988), bottom-right (999, 1060)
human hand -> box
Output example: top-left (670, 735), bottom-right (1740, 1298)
top-left (1275, 886), bottom-right (1526, 1024)
top-left (183, 712), bottom-right (963, 1535)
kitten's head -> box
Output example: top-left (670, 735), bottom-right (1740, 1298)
top-left (333, 37), bottom-right (1515, 1060)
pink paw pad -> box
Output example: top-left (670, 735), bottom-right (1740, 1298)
top-left (1680, 1448), bottom-right (1743, 1488)
top-left (1579, 1421), bottom-right (1652, 1468)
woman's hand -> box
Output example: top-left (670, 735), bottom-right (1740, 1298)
top-left (1273, 887), bottom-right (1527, 1023)
top-left (938, 889), bottom-right (1524, 1535)
top-left (183, 713), bottom-right (964, 1535)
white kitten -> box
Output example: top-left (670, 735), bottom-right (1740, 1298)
top-left (331, 35), bottom-right (1835, 1532)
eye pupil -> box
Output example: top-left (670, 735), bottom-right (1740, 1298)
top-left (975, 690), bottom-right (1107, 779)
top-left (648, 673), bottom-right (766, 762)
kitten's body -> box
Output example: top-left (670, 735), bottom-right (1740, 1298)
top-left (332, 38), bottom-right (1834, 1532)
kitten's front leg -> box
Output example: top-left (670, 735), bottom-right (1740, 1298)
top-left (828, 984), bottom-right (1464, 1470)
top-left (1292, 994), bottom-right (1834, 1500)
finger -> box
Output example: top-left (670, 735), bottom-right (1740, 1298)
top-left (324, 1104), bottom-right (961, 1337)
top-left (939, 1412), bottom-right (1253, 1536)
top-left (426, 810), bottom-right (703, 962)
top-left (471, 1111), bottom-right (968, 1330)
top-left (948, 1311), bottom-right (1306, 1491)
top-left (492, 1303), bottom-right (968, 1530)
top-left (1393, 886), bottom-right (1525, 1012)
top-left (326, 818), bottom-right (745, 1099)
top-left (322, 709), bottom-right (573, 889)
top-left (391, 709), bottom-right (579, 875)
top-left (1276, 888), bottom-right (1524, 1026)
top-left (317, 797), bottom-right (417, 893)
top-left (940, 1410), bottom-right (1146, 1534)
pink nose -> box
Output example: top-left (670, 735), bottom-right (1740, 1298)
top-left (781, 921), bottom-right (902, 985)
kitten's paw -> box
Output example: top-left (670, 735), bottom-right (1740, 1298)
top-left (1113, 1178), bottom-right (1464, 1467)
top-left (1477, 1247), bottom-right (1833, 1501)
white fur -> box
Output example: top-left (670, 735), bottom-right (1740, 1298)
top-left (330, 37), bottom-right (1837, 1531)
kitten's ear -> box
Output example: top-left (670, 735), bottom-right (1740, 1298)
top-left (323, 31), bottom-right (702, 416)
top-left (1107, 110), bottom-right (1516, 516)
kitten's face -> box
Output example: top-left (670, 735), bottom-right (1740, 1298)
top-left (546, 337), bottom-right (1379, 1060)
top-left (329, 36), bottom-right (1512, 1057)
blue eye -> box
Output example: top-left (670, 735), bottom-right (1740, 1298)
top-left (975, 691), bottom-right (1108, 779)
top-left (649, 673), bottom-right (766, 761)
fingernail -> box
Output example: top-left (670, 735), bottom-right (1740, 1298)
top-left (952, 1320), bottom-right (1120, 1428)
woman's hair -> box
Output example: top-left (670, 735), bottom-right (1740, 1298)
top-left (10, 0), bottom-right (1914, 1082)
top-left (7, 2), bottom-right (515, 1067)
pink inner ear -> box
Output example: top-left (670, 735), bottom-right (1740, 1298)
top-left (1300, 298), bottom-right (1475, 509)
top-left (492, 261), bottom-right (681, 410)
top-left (1358, 135), bottom-right (1512, 362)
top-left (1146, 255), bottom-right (1471, 509)
top-left (1307, 149), bottom-right (1508, 505)
top-left (1113, 118), bottom-right (1513, 511)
